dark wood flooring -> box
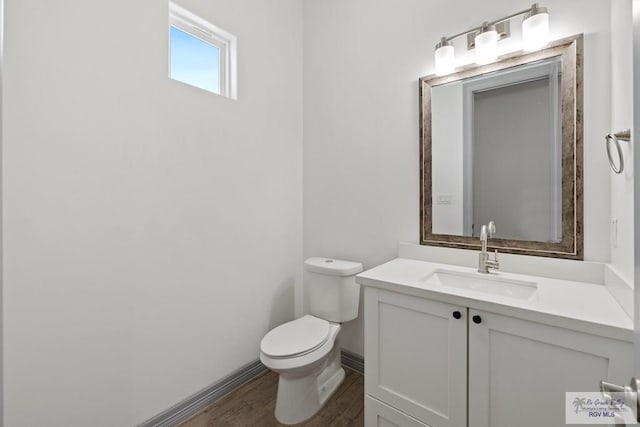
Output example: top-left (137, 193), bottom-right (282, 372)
top-left (180, 368), bottom-right (364, 427)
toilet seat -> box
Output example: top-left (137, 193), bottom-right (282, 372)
top-left (260, 321), bottom-right (341, 374)
top-left (260, 315), bottom-right (331, 359)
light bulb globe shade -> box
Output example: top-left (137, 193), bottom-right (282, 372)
top-left (522, 12), bottom-right (549, 51)
top-left (435, 44), bottom-right (455, 76)
top-left (475, 29), bottom-right (498, 65)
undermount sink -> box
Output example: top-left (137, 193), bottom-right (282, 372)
top-left (421, 269), bottom-right (538, 300)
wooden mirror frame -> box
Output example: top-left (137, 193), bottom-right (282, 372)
top-left (420, 34), bottom-right (583, 259)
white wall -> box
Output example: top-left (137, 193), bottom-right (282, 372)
top-left (0, 0), bottom-right (4, 423)
top-left (610, 0), bottom-right (634, 286)
top-left (303, 0), bottom-right (614, 356)
top-left (2, 0), bottom-right (302, 425)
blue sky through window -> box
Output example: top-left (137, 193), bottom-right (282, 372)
top-left (170, 26), bottom-right (220, 94)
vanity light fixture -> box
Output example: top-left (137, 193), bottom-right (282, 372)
top-left (434, 37), bottom-right (455, 75)
top-left (474, 22), bottom-right (499, 65)
top-left (433, 3), bottom-right (550, 75)
top-left (522, 3), bottom-right (550, 51)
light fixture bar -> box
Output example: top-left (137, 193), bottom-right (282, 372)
top-left (439, 4), bottom-right (544, 45)
top-left (433, 3), bottom-right (550, 74)
top-left (488, 7), bottom-right (539, 27)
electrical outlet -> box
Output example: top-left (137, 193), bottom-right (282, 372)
top-left (436, 194), bottom-right (452, 205)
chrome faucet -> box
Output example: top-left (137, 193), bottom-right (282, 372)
top-left (478, 221), bottom-right (500, 273)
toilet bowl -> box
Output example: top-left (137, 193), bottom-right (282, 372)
top-left (260, 315), bottom-right (344, 425)
top-left (259, 257), bottom-right (362, 425)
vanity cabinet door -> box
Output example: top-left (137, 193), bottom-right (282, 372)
top-left (468, 309), bottom-right (633, 427)
top-left (364, 287), bottom-right (467, 427)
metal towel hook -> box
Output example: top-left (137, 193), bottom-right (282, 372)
top-left (605, 129), bottom-right (631, 174)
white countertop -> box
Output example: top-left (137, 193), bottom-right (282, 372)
top-left (356, 258), bottom-right (633, 342)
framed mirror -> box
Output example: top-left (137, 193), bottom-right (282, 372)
top-left (420, 35), bottom-right (583, 259)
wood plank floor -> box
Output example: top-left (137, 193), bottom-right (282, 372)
top-left (180, 368), bottom-right (364, 427)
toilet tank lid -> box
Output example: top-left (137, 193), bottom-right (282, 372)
top-left (304, 257), bottom-right (363, 276)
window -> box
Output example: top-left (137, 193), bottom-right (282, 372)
top-left (169, 2), bottom-right (237, 99)
top-left (170, 27), bottom-right (221, 94)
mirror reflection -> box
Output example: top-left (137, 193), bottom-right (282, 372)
top-left (431, 57), bottom-right (563, 242)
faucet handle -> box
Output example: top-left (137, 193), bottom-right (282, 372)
top-left (488, 221), bottom-right (496, 237)
top-left (488, 250), bottom-right (500, 270)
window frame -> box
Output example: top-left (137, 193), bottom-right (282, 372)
top-left (169, 2), bottom-right (237, 99)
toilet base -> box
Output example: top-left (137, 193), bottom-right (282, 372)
top-left (274, 344), bottom-right (345, 425)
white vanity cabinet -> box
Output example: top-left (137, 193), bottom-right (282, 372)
top-left (364, 287), bottom-right (634, 427)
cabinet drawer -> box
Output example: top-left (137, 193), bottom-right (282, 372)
top-left (366, 395), bottom-right (431, 427)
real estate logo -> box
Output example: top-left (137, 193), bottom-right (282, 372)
top-left (566, 392), bottom-right (637, 424)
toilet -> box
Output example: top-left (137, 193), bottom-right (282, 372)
top-left (259, 257), bottom-right (363, 425)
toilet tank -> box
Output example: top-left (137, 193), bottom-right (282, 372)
top-left (304, 257), bottom-right (363, 323)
